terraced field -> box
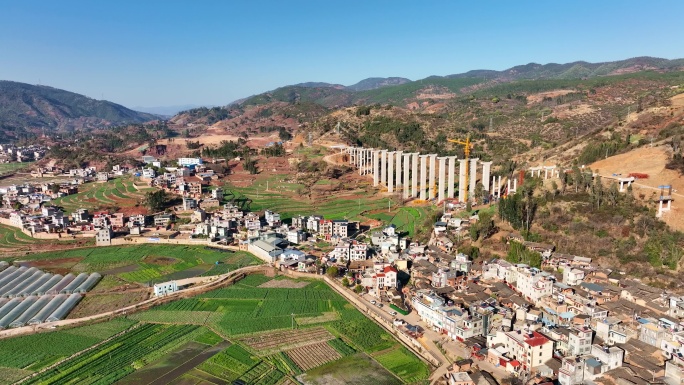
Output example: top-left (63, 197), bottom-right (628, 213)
top-left (224, 173), bottom-right (434, 235)
top-left (0, 224), bottom-right (86, 252)
top-left (49, 176), bottom-right (154, 214)
top-left (17, 245), bottom-right (262, 284)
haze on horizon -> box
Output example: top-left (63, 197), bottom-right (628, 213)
top-left (1, 0), bottom-right (683, 110)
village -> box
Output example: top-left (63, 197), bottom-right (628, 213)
top-left (1, 153), bottom-right (683, 385)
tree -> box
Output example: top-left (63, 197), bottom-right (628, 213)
top-left (326, 266), bottom-right (339, 278)
top-left (607, 182), bottom-right (620, 206)
top-left (341, 277), bottom-right (350, 286)
top-left (550, 180), bottom-right (559, 199)
top-left (572, 165), bottom-right (582, 193)
top-left (591, 175), bottom-right (604, 209)
top-left (354, 284), bottom-right (364, 293)
top-left (477, 211), bottom-right (496, 240)
top-left (474, 183), bottom-right (485, 204)
top-left (469, 225), bottom-right (480, 241)
top-left (143, 189), bottom-right (168, 212)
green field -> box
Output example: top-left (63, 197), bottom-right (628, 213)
top-left (0, 224), bottom-right (88, 251)
top-left (0, 318), bottom-right (136, 381)
top-left (15, 244), bottom-right (262, 284)
top-left (0, 162), bottom-right (32, 175)
top-left (0, 274), bottom-right (429, 385)
top-left (49, 176), bottom-right (153, 214)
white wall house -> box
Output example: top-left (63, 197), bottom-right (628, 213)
top-left (154, 281), bottom-right (178, 296)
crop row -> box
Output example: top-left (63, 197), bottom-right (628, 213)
top-left (0, 318), bottom-right (135, 370)
top-left (285, 342), bottom-right (341, 371)
top-left (327, 338), bottom-right (356, 356)
top-left (240, 327), bottom-right (333, 351)
top-left (199, 287), bottom-right (340, 301)
top-left (236, 361), bottom-right (273, 384)
top-left (25, 324), bottom-right (201, 384)
top-left (331, 307), bottom-right (396, 353)
top-left (267, 352), bottom-right (302, 376)
top-left (206, 344), bottom-right (258, 373)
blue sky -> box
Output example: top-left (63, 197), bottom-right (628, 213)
top-left (1, 0), bottom-right (682, 108)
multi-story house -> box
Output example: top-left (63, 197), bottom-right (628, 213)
top-left (361, 266), bottom-right (398, 298)
top-left (563, 268), bottom-right (585, 286)
top-left (243, 213), bottom-right (261, 231)
top-left (142, 168), bottom-right (156, 178)
top-left (332, 220), bottom-right (348, 238)
top-left (568, 326), bottom-right (593, 356)
top-left (516, 266), bottom-right (553, 304)
top-left (178, 157), bottom-right (203, 167)
top-left (264, 210), bottom-right (281, 227)
top-left (487, 329), bottom-right (553, 371)
top-left (287, 229), bottom-right (306, 245)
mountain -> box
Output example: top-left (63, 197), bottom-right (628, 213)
top-left (294, 82), bottom-right (345, 89)
top-left (346, 77), bottom-right (411, 91)
top-left (0, 81), bottom-right (158, 139)
top-left (228, 57), bottom-right (684, 111)
top-left (132, 104), bottom-right (211, 116)
top-left (446, 56), bottom-right (684, 80)
top-left (294, 78), bottom-right (411, 92)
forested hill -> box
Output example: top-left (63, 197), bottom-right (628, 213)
top-left (0, 81), bottom-right (158, 140)
top-left (234, 56), bottom-right (684, 109)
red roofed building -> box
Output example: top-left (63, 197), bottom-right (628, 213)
top-left (361, 265), bottom-right (398, 298)
top-left (487, 329), bottom-right (553, 371)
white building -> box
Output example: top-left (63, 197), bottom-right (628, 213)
top-left (568, 326), bottom-right (593, 356)
top-left (154, 281), bottom-right (178, 296)
top-left (95, 227), bottom-right (113, 246)
top-left (178, 157), bottom-right (203, 167)
top-left (563, 268), bottom-right (585, 286)
top-left (487, 329), bottom-right (554, 371)
top-left (286, 230), bottom-right (306, 245)
top-left (264, 210), bottom-right (281, 226)
top-left (142, 168), bottom-right (156, 178)
top-left (516, 266), bottom-right (553, 304)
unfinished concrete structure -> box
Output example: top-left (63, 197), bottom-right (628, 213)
top-left (343, 146), bottom-right (497, 204)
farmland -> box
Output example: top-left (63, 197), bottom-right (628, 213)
top-left (0, 162), bottom-right (32, 176)
top-left (0, 273), bottom-right (429, 385)
top-left (49, 176), bottom-right (154, 214)
top-left (0, 318), bottom-right (136, 383)
top-left (286, 342), bottom-right (341, 371)
top-left (0, 224), bottom-right (89, 253)
top-left (130, 274), bottom-right (429, 383)
top-left (16, 245), bottom-right (262, 284)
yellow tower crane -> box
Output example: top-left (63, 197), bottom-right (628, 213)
top-left (447, 134), bottom-right (474, 202)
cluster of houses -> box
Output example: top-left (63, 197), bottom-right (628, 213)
top-left (0, 144), bottom-right (46, 163)
top-left (408, 239), bottom-right (684, 385)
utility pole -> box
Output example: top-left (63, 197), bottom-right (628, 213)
top-left (388, 198), bottom-right (391, 213)
top-left (291, 313), bottom-right (295, 329)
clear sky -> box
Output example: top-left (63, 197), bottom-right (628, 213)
top-left (1, 0), bottom-right (683, 109)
